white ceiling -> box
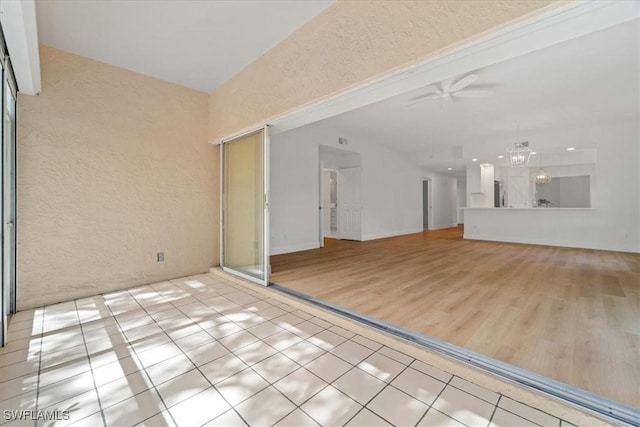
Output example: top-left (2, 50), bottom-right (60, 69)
top-left (308, 19), bottom-right (639, 172)
top-left (35, 0), bottom-right (333, 93)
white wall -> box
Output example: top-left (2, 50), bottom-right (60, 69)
top-left (270, 124), bottom-right (424, 255)
top-left (464, 120), bottom-right (640, 253)
top-left (270, 130), bottom-right (319, 255)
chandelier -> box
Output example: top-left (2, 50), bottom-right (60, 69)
top-left (506, 142), bottom-right (532, 167)
top-left (534, 151), bottom-right (552, 185)
top-left (535, 168), bottom-right (552, 185)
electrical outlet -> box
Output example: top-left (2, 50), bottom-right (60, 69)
top-left (157, 252), bottom-right (164, 262)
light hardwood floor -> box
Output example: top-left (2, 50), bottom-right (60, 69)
top-left (270, 227), bottom-right (640, 408)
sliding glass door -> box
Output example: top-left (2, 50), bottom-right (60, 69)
top-left (221, 128), bottom-right (269, 285)
top-left (0, 26), bottom-right (17, 346)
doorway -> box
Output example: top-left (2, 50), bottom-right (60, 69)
top-left (422, 179), bottom-right (432, 230)
top-left (322, 170), bottom-right (337, 239)
top-left (318, 145), bottom-right (362, 244)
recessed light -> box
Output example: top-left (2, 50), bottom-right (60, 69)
top-left (447, 167), bottom-right (453, 171)
top-left (497, 155), bottom-right (504, 159)
top-left (567, 147), bottom-right (575, 151)
top-left (531, 151), bottom-right (537, 155)
top-left (472, 158), bottom-right (478, 162)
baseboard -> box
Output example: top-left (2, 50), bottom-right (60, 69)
top-left (270, 242), bottom-right (320, 256)
top-left (430, 223), bottom-right (459, 230)
top-left (463, 233), bottom-right (640, 253)
top-left (362, 228), bottom-right (423, 241)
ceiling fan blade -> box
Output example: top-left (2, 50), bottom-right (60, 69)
top-left (449, 74), bottom-right (478, 93)
top-left (452, 89), bottom-right (493, 98)
top-left (406, 93), bottom-right (443, 106)
top-left (410, 88), bottom-right (442, 102)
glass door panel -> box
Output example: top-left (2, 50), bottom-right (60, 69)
top-left (4, 80), bottom-right (16, 318)
top-left (0, 64), bottom-right (5, 346)
top-left (222, 128), bottom-right (269, 285)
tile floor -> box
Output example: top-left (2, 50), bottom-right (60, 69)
top-left (0, 273), bottom-right (578, 427)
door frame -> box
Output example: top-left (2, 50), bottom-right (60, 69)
top-left (318, 160), bottom-right (324, 247)
top-left (220, 126), bottom-right (270, 286)
top-left (319, 166), bottom-right (338, 246)
top-left (422, 178), bottom-right (433, 231)
top-left (4, 74), bottom-right (17, 315)
top-left (0, 27), bottom-right (17, 346)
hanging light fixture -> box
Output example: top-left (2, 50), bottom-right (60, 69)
top-left (506, 142), bottom-right (531, 167)
top-left (534, 152), bottom-right (552, 185)
top-left (534, 168), bottom-right (552, 185)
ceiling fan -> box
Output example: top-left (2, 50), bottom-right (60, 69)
top-left (409, 74), bottom-right (494, 106)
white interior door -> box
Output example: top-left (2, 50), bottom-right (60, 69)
top-left (337, 167), bottom-right (362, 240)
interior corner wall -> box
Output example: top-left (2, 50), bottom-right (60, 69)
top-left (270, 124), bottom-right (423, 255)
top-left (421, 171), bottom-right (458, 230)
top-left (208, 0), bottom-right (558, 142)
top-left (17, 45), bottom-right (218, 310)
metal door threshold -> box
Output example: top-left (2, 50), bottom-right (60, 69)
top-left (271, 284), bottom-right (639, 427)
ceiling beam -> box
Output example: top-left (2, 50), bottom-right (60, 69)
top-left (267, 1), bottom-right (639, 138)
top-left (1, 0), bottom-right (41, 95)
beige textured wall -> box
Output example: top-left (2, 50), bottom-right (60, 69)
top-left (209, 0), bottom-right (559, 142)
top-left (18, 46), bottom-right (218, 309)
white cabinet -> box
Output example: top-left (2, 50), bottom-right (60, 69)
top-left (468, 165), bottom-right (482, 193)
top-left (467, 164), bottom-right (494, 208)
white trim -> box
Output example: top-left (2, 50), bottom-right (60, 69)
top-left (0, 0), bottom-right (41, 95)
top-left (219, 136), bottom-right (224, 269)
top-left (258, 1), bottom-right (638, 138)
top-left (263, 126), bottom-right (270, 285)
top-left (430, 223), bottom-right (459, 231)
top-left (362, 228), bottom-right (424, 241)
top-left (318, 159), bottom-right (324, 248)
top-left (220, 126), bottom-right (266, 145)
top-left (220, 267), bottom-right (267, 286)
top-left (271, 242), bottom-right (320, 256)
top-left (463, 233), bottom-right (640, 254)
top-left (220, 126), bottom-right (270, 286)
